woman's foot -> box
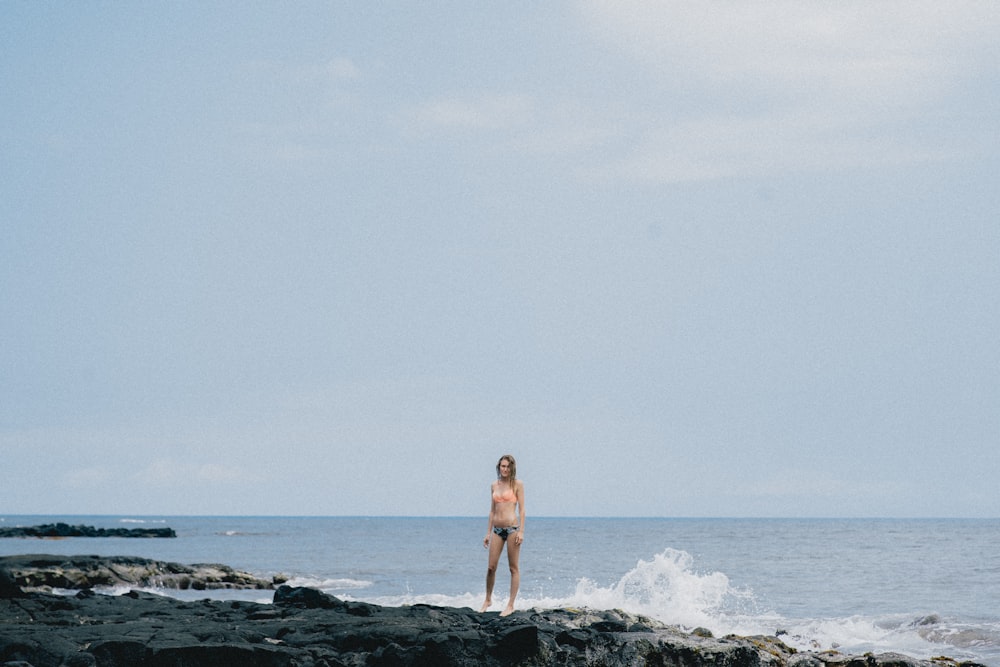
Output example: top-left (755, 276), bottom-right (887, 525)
top-left (479, 599), bottom-right (491, 613)
top-left (500, 606), bottom-right (515, 617)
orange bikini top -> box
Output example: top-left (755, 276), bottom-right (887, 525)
top-left (492, 485), bottom-right (517, 503)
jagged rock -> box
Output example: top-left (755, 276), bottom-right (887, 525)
top-left (0, 522), bottom-right (176, 538)
top-left (0, 554), bottom-right (275, 592)
top-left (0, 575), bottom-right (985, 667)
top-left (0, 568), bottom-right (25, 599)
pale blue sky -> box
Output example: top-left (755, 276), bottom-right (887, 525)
top-left (2, 2), bottom-right (998, 517)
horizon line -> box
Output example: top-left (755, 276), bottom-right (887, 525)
top-left (2, 514), bottom-right (997, 521)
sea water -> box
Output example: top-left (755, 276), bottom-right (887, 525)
top-left (1, 516), bottom-right (997, 665)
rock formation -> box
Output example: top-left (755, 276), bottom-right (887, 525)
top-left (0, 554), bottom-right (276, 592)
top-left (0, 568), bottom-right (985, 667)
top-left (0, 523), bottom-right (176, 539)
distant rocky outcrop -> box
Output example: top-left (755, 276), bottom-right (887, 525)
top-left (0, 562), bottom-right (986, 667)
top-left (0, 554), bottom-right (277, 592)
top-left (0, 522), bottom-right (176, 538)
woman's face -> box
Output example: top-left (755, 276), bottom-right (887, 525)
top-left (498, 459), bottom-right (512, 479)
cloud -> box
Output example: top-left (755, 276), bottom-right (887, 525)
top-left (385, 3), bottom-right (997, 183)
top-left (323, 57), bottom-right (361, 81)
top-left (576, 0), bottom-right (1000, 182)
top-left (581, 1), bottom-right (995, 99)
top-left (63, 466), bottom-right (115, 489)
top-left (244, 56), bottom-right (362, 87)
top-left (133, 458), bottom-right (262, 487)
top-left (405, 93), bottom-right (534, 132)
top-left (197, 462), bottom-right (255, 483)
top-left (397, 92), bottom-right (622, 165)
top-left (230, 56), bottom-right (365, 165)
top-left (583, 108), bottom-right (964, 184)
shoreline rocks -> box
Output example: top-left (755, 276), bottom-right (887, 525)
top-left (0, 523), bottom-right (176, 539)
top-left (0, 554), bottom-right (277, 592)
top-left (0, 556), bottom-right (986, 667)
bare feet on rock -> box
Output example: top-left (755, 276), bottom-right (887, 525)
top-left (500, 606), bottom-right (515, 617)
top-left (479, 599), bottom-right (491, 613)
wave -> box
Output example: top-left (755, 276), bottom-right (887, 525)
top-left (61, 543), bottom-right (993, 666)
top-left (346, 549), bottom-right (764, 630)
top-left (335, 548), bottom-right (999, 665)
top-left (775, 614), bottom-right (1000, 664)
top-left (917, 616), bottom-right (1000, 650)
top-left (287, 576), bottom-right (373, 592)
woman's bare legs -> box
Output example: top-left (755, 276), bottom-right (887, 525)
top-left (501, 535), bottom-right (521, 617)
top-left (480, 532), bottom-right (505, 612)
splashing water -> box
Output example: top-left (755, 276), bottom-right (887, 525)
top-left (355, 546), bottom-right (998, 664)
top-left (566, 549), bottom-right (745, 626)
top-left (486, 548), bottom-right (771, 638)
top-left (13, 517), bottom-right (997, 665)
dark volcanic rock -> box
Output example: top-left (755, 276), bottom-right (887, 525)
top-left (0, 554), bottom-right (275, 592)
top-left (0, 568), bottom-right (24, 598)
top-left (0, 522), bottom-right (176, 538)
top-left (0, 582), bottom-right (984, 667)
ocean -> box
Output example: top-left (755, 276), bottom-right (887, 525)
top-left (1, 516), bottom-right (997, 665)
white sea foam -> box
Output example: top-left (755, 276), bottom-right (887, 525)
top-left (772, 614), bottom-right (998, 663)
top-left (288, 576), bottom-right (373, 591)
top-left (360, 592), bottom-right (483, 610)
top-left (8, 517), bottom-right (995, 666)
top-left (343, 547), bottom-right (994, 664)
top-left (348, 548), bottom-right (772, 630)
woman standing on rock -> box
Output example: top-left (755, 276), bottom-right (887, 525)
top-left (480, 454), bottom-right (525, 616)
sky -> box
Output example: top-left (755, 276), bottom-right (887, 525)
top-left (2, 2), bottom-right (998, 518)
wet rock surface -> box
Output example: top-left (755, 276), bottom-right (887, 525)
top-left (0, 555), bottom-right (275, 592)
top-left (0, 563), bottom-right (984, 667)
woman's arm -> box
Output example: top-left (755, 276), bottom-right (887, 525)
top-left (515, 480), bottom-right (526, 544)
top-left (483, 484), bottom-right (496, 548)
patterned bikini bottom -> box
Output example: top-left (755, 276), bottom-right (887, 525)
top-left (492, 526), bottom-right (519, 541)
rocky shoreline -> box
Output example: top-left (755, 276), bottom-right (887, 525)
top-left (0, 523), bottom-right (176, 539)
top-left (1, 554), bottom-right (278, 592)
top-left (0, 555), bottom-right (985, 667)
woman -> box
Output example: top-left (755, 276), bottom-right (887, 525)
top-left (480, 454), bottom-right (525, 616)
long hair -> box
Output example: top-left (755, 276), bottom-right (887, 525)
top-left (496, 454), bottom-right (517, 491)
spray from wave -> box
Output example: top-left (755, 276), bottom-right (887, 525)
top-left (537, 548), bottom-right (766, 632)
top-left (353, 548), bottom-right (771, 633)
top-left (347, 548), bottom-right (998, 665)
top-left (286, 576), bottom-right (373, 592)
